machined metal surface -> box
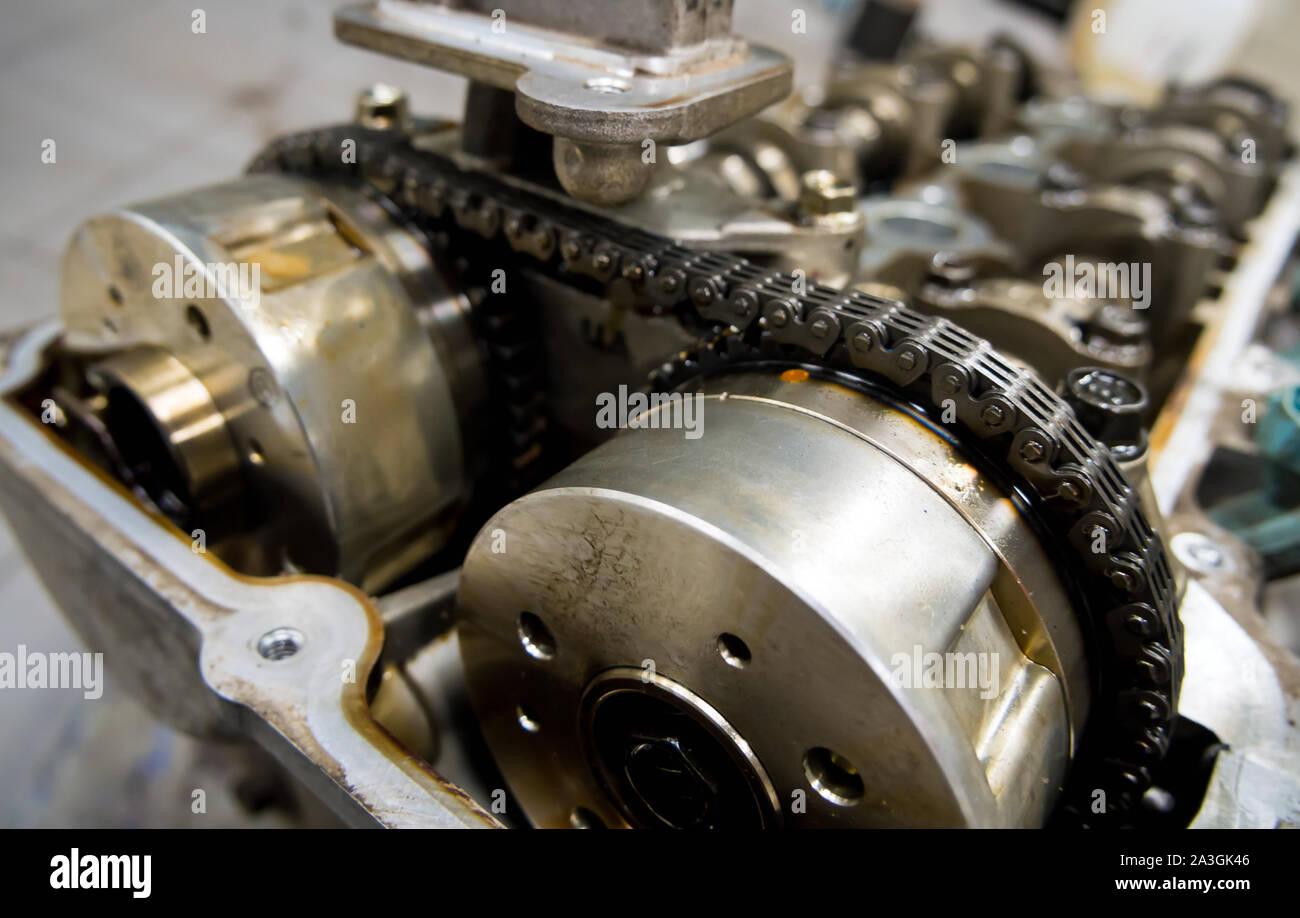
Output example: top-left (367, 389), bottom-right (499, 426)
top-left (58, 173), bottom-right (486, 590)
top-left (457, 370), bottom-right (1083, 828)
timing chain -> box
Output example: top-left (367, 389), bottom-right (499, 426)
top-left (249, 123), bottom-right (1184, 827)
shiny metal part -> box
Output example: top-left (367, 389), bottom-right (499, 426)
top-left (335, 0), bottom-right (793, 204)
top-left (419, 123), bottom-right (865, 288)
top-left (855, 198), bottom-right (1150, 385)
top-left (457, 370), bottom-right (1084, 827)
top-left (59, 173), bottom-right (486, 590)
top-left (914, 268), bottom-right (1152, 385)
top-left (859, 194), bottom-right (1012, 286)
top-left (0, 325), bottom-right (496, 828)
top-left (932, 138), bottom-right (1220, 343)
top-left (4, 10), bottom-right (1299, 833)
top-left (356, 82), bottom-right (412, 131)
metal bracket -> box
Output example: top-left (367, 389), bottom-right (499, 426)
top-left (334, 0), bottom-right (793, 203)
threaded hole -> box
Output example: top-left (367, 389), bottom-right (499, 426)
top-left (258, 627), bottom-right (304, 661)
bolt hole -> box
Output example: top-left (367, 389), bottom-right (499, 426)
top-left (185, 303), bottom-right (211, 341)
top-left (516, 704), bottom-right (541, 733)
top-left (258, 627), bottom-right (304, 661)
top-left (716, 632), bottom-right (751, 668)
top-left (584, 77), bottom-right (631, 94)
top-left (517, 611), bottom-right (556, 660)
top-left (107, 286), bottom-right (124, 307)
top-left (248, 438), bottom-right (266, 466)
top-left (570, 807), bottom-right (606, 828)
top-left (803, 746), bottom-right (864, 807)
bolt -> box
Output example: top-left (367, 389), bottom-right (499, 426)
top-left (1168, 181), bottom-right (1219, 229)
top-left (561, 239), bottom-right (582, 262)
top-left (927, 251), bottom-right (977, 288)
top-left (355, 83), bottom-right (410, 132)
top-left (1040, 161), bottom-right (1084, 192)
top-left (1171, 532), bottom-right (1227, 575)
top-left (1094, 303), bottom-right (1147, 344)
top-left (1186, 541), bottom-right (1223, 568)
top-left (798, 169), bottom-right (857, 221)
top-left (1064, 367), bottom-right (1148, 452)
top-left (593, 251), bottom-right (613, 272)
top-left (622, 263), bottom-right (645, 282)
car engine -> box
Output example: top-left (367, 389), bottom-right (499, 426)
top-left (2, 0), bottom-right (1299, 832)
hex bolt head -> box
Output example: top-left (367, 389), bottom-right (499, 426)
top-left (1064, 367), bottom-right (1148, 452)
top-left (798, 169), bottom-right (857, 220)
top-left (356, 83), bottom-right (411, 131)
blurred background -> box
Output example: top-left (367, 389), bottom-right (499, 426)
top-left (0, 0), bottom-right (1296, 827)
